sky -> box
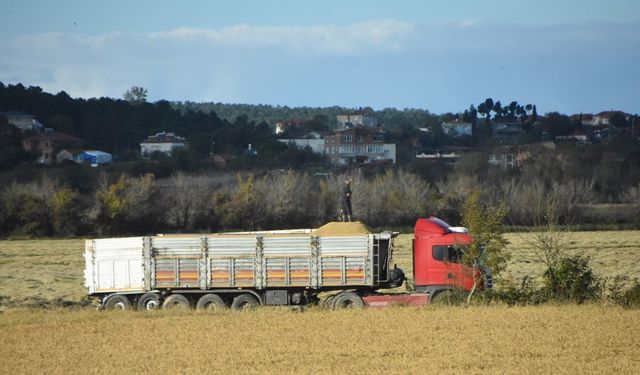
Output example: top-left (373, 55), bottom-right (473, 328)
top-left (1, 0), bottom-right (639, 115)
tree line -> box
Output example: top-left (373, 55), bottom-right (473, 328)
top-left (0, 169), bottom-right (638, 238)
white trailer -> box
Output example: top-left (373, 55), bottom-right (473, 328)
top-left (84, 222), bottom-right (404, 310)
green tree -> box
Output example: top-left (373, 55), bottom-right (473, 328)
top-left (609, 112), bottom-right (628, 128)
top-left (212, 175), bottom-right (263, 230)
top-left (51, 188), bottom-right (84, 236)
top-left (460, 191), bottom-right (509, 303)
top-left (542, 112), bottom-right (574, 137)
top-left (477, 98), bottom-right (492, 123)
top-left (123, 86), bottom-right (148, 105)
top-left (95, 174), bottom-right (163, 235)
top-left (0, 114), bottom-right (31, 170)
top-left (1, 180), bottom-right (57, 237)
top-left (492, 101), bottom-right (503, 119)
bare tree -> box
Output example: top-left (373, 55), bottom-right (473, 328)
top-left (257, 171), bottom-right (313, 228)
top-left (619, 183), bottom-right (640, 205)
top-left (518, 196), bottom-right (567, 270)
top-left (166, 172), bottom-right (210, 230)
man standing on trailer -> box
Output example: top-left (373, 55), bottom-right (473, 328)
top-left (341, 179), bottom-right (353, 222)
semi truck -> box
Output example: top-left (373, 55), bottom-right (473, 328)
top-left (84, 217), bottom-right (488, 310)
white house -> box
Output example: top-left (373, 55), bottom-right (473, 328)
top-left (2, 111), bottom-right (44, 132)
top-left (274, 118), bottom-right (305, 134)
top-left (140, 131), bottom-right (187, 157)
top-left (441, 120), bottom-right (472, 137)
top-left (492, 120), bottom-right (525, 143)
top-left (592, 111), bottom-right (629, 126)
top-left (323, 128), bottom-right (396, 164)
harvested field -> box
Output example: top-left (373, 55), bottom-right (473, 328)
top-left (0, 239), bottom-right (85, 308)
top-left (1, 232), bottom-right (640, 373)
top-left (1, 306), bottom-right (639, 374)
top-left (1, 230), bottom-right (640, 307)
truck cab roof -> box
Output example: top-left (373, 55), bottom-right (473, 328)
top-left (414, 216), bottom-right (470, 238)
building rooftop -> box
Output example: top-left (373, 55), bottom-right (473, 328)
top-left (141, 131), bottom-right (187, 144)
top-left (595, 110), bottom-right (627, 117)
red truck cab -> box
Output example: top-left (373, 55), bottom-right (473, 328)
top-left (413, 217), bottom-right (486, 299)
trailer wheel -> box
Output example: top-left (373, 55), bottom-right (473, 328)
top-left (103, 294), bottom-right (131, 311)
top-left (196, 294), bottom-right (227, 310)
top-left (333, 292), bottom-right (364, 309)
top-left (162, 294), bottom-right (191, 309)
top-left (137, 292), bottom-right (161, 311)
top-left (231, 294), bottom-right (259, 310)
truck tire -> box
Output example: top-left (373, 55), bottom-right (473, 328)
top-left (431, 290), bottom-right (461, 305)
top-left (322, 294), bottom-right (338, 309)
top-left (196, 294), bottom-right (227, 310)
top-left (103, 294), bottom-right (131, 310)
top-left (137, 292), bottom-right (161, 311)
top-left (333, 292), bottom-right (364, 309)
top-left (162, 294), bottom-right (191, 309)
top-left (231, 294), bottom-right (259, 310)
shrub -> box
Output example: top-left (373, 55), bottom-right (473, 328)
top-left (51, 188), bottom-right (84, 237)
top-left (1, 179), bottom-right (57, 237)
top-left (608, 277), bottom-right (640, 308)
top-left (542, 255), bottom-right (603, 303)
top-left (211, 174), bottom-right (264, 230)
top-left (95, 174), bottom-right (165, 235)
top-left (495, 276), bottom-right (540, 306)
top-left (622, 280), bottom-right (640, 308)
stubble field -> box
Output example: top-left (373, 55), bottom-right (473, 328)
top-left (1, 306), bottom-right (640, 374)
top-left (1, 231), bottom-right (640, 373)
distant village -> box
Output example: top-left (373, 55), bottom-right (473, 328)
top-left (2, 108), bottom-right (637, 171)
top-left (274, 110), bottom-right (636, 170)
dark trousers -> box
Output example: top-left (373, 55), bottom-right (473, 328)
top-left (342, 200), bottom-right (352, 217)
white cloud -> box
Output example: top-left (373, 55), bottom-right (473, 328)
top-left (148, 20), bottom-right (415, 55)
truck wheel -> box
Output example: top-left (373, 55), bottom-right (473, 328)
top-left (196, 294), bottom-right (227, 310)
top-left (162, 294), bottom-right (191, 309)
top-left (231, 294), bottom-right (259, 310)
top-left (137, 292), bottom-right (161, 311)
top-left (431, 290), bottom-right (460, 305)
top-left (103, 294), bottom-right (131, 311)
top-left (333, 292), bottom-right (364, 309)
top-left (322, 294), bottom-right (337, 309)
